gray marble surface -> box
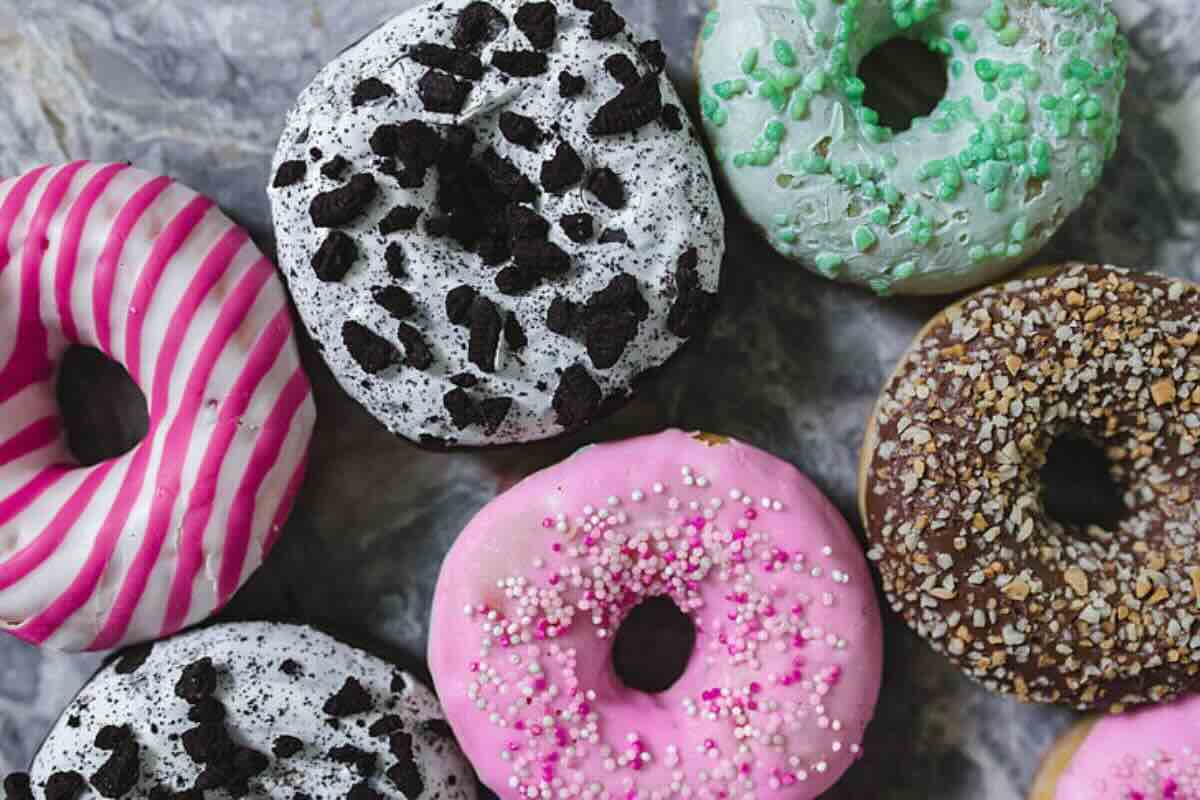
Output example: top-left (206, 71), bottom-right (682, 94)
top-left (0, 0), bottom-right (1193, 796)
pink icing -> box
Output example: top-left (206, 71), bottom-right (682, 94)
top-left (1056, 696), bottom-right (1200, 800)
top-left (429, 430), bottom-right (884, 800)
top-left (0, 162), bottom-right (316, 651)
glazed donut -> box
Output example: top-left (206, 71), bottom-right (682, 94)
top-left (860, 263), bottom-right (1200, 710)
top-left (1030, 696), bottom-right (1200, 799)
top-left (13, 622), bottom-right (475, 798)
top-left (696, 0), bottom-right (1127, 295)
top-left (269, 0), bottom-right (724, 448)
top-left (0, 162), bottom-right (315, 652)
top-left (430, 430), bottom-right (883, 800)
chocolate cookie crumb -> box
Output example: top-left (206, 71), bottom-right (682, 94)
top-left (639, 40), bottom-right (667, 73)
top-left (444, 389), bottom-right (482, 430)
top-left (586, 168), bottom-right (625, 209)
top-left (598, 228), bottom-right (628, 245)
top-left (492, 50), bottom-right (549, 77)
top-left (499, 112), bottom-right (545, 150)
top-left (320, 155), bottom-right (351, 181)
top-left (661, 104), bottom-right (684, 131)
top-left (418, 69), bottom-right (472, 114)
top-left (187, 698), bottom-right (226, 725)
top-left (559, 70), bottom-right (586, 97)
top-left (446, 285), bottom-right (478, 326)
top-left (368, 715), bottom-right (405, 738)
top-left (590, 74), bottom-right (663, 136)
top-left (449, 372), bottom-right (479, 388)
top-left (373, 286), bottom-right (416, 319)
top-left (91, 736), bottom-right (140, 799)
top-left (553, 365), bottom-right (602, 429)
top-left (310, 174), bottom-right (377, 228)
top-left (409, 43), bottom-right (484, 79)
top-left (560, 213), bottom-right (594, 243)
top-left (588, 2), bottom-right (626, 39)
top-left (323, 677), bottom-right (374, 718)
top-left (175, 659), bottom-right (217, 704)
top-left (604, 54), bottom-right (639, 86)
top-left (312, 231), bottom-right (359, 283)
top-left (453, 2), bottom-right (508, 50)
top-left (3, 774), bottom-right (32, 800)
top-left (514, 2), bottom-right (558, 49)
top-left (352, 78), bottom-right (395, 106)
top-left (273, 160), bottom-right (306, 188)
top-left (113, 643), bottom-right (154, 675)
top-left (481, 397), bottom-right (514, 435)
top-left (541, 142), bottom-right (585, 194)
top-left (343, 322), bottom-right (400, 375)
top-left (396, 324), bottom-right (434, 370)
top-left (468, 296), bottom-right (503, 373)
top-left (495, 265), bottom-right (538, 295)
top-left (273, 736), bottom-right (303, 759)
top-left (667, 247), bottom-right (717, 338)
top-left (44, 772), bottom-right (84, 800)
top-left (504, 315), bottom-right (528, 351)
top-left (384, 242), bottom-right (407, 278)
top-left (547, 296), bottom-right (578, 334)
top-left (379, 205), bottom-right (422, 235)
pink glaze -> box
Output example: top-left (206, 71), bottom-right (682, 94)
top-left (1056, 696), bottom-right (1200, 800)
top-left (429, 430), bottom-right (884, 800)
top-left (0, 162), bottom-right (316, 651)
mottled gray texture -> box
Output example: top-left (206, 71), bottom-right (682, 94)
top-left (0, 0), bottom-right (1190, 797)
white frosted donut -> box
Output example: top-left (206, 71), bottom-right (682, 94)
top-left (0, 162), bottom-right (316, 652)
top-left (23, 622), bottom-right (476, 799)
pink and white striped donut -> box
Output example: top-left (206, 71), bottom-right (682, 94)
top-left (0, 162), bottom-right (316, 652)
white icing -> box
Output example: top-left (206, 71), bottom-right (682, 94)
top-left (29, 622), bottom-right (476, 799)
top-left (269, 0), bottom-right (725, 446)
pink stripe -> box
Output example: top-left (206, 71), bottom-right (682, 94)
top-left (0, 162), bottom-right (88, 407)
top-left (15, 441), bottom-right (154, 644)
top-left (263, 451), bottom-right (309, 554)
top-left (54, 163), bottom-right (130, 344)
top-left (218, 367), bottom-right (311, 602)
top-left (92, 176), bottom-right (172, 355)
top-left (87, 243), bottom-right (263, 650)
top-left (0, 165), bottom-right (52, 280)
top-left (160, 304), bottom-right (293, 634)
top-left (0, 416), bottom-right (61, 470)
top-left (0, 463), bottom-right (116, 593)
top-left (0, 466), bottom-right (71, 528)
top-left (123, 197), bottom-right (213, 385)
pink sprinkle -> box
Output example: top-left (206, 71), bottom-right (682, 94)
top-left (542, 766), bottom-right (555, 781)
top-left (542, 517), bottom-right (554, 529)
top-left (692, 516), bottom-right (706, 529)
top-left (732, 528), bottom-right (747, 540)
top-left (584, 536), bottom-right (596, 546)
top-left (534, 678), bottom-right (547, 691)
top-left (739, 763), bottom-right (751, 775)
top-left (1164, 778), bottom-right (1179, 799)
top-left (514, 720), bottom-right (526, 730)
top-left (749, 682), bottom-right (762, 694)
top-left (704, 739), bottom-right (716, 750)
top-left (745, 508), bottom-right (757, 519)
top-left (552, 542), bottom-right (563, 552)
top-left (578, 702), bottom-right (591, 715)
top-left (507, 742), bottom-right (520, 752)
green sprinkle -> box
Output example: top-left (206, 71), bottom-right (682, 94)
top-left (765, 121), bottom-right (786, 142)
top-left (1010, 219), bottom-right (1028, 241)
top-left (774, 40), bottom-right (797, 67)
top-left (870, 207), bottom-right (891, 225)
top-left (969, 245), bottom-right (988, 263)
top-left (794, 0), bottom-right (815, 16)
top-left (803, 69), bottom-right (828, 93)
top-left (997, 23), bottom-right (1022, 46)
top-left (986, 189), bottom-right (1004, 211)
top-left (778, 229), bottom-right (798, 244)
top-left (741, 48), bottom-right (759, 75)
top-left (893, 261), bottom-right (916, 280)
top-left (975, 59), bottom-right (999, 82)
top-left (815, 252), bottom-right (843, 275)
top-left (852, 225), bottom-right (878, 252)
top-left (868, 278), bottom-right (892, 297)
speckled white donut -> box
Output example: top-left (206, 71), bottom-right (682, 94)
top-left (269, 0), bottom-right (725, 447)
top-left (25, 622), bottom-right (477, 799)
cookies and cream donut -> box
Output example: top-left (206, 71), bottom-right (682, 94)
top-left (10, 622), bottom-right (475, 799)
top-left (860, 264), bottom-right (1200, 710)
top-left (269, 0), bottom-right (724, 448)
top-left (696, 0), bottom-right (1127, 295)
top-left (0, 162), bottom-right (315, 652)
top-left (1030, 696), bottom-right (1200, 799)
top-left (430, 430), bottom-right (884, 800)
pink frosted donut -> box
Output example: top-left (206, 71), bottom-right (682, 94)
top-left (0, 162), bottom-right (315, 652)
top-left (429, 429), bottom-right (883, 800)
top-left (1033, 696), bottom-right (1200, 800)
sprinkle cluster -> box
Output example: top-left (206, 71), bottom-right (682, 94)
top-left (460, 454), bottom-right (868, 799)
top-left (1094, 747), bottom-right (1200, 799)
top-left (864, 264), bottom-right (1200, 711)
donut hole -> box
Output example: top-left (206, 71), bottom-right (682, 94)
top-left (857, 37), bottom-right (949, 133)
top-left (612, 596), bottom-right (696, 694)
top-left (1040, 433), bottom-right (1129, 531)
top-left (56, 346), bottom-right (149, 467)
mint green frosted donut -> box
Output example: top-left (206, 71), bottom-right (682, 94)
top-left (696, 0), bottom-right (1127, 295)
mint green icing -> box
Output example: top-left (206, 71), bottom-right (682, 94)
top-left (696, 0), bottom-right (1127, 295)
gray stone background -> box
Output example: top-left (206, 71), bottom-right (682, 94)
top-left (0, 0), bottom-right (1193, 796)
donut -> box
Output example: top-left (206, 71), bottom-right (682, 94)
top-left (1030, 696), bottom-right (1200, 799)
top-left (695, 0), bottom-right (1127, 295)
top-left (8, 622), bottom-right (475, 799)
top-left (859, 263), bottom-right (1200, 710)
top-left (429, 429), bottom-right (883, 799)
top-left (268, 0), bottom-right (724, 448)
top-left (0, 162), bottom-right (315, 652)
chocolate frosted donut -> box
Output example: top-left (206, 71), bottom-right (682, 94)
top-left (860, 264), bottom-right (1200, 711)
top-left (16, 622), bottom-right (475, 798)
top-left (269, 0), bottom-right (724, 447)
